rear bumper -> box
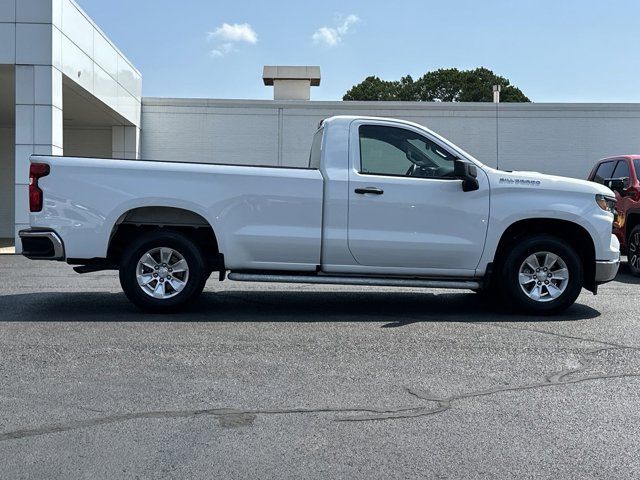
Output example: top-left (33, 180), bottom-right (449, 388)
top-left (18, 228), bottom-right (65, 261)
top-left (595, 257), bottom-right (620, 284)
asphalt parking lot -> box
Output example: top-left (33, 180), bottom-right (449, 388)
top-left (0, 255), bottom-right (639, 479)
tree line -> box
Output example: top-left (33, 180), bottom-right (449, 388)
top-left (343, 67), bottom-right (530, 102)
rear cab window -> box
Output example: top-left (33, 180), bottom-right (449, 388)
top-left (308, 128), bottom-right (324, 169)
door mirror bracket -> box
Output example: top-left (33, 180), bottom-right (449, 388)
top-left (454, 159), bottom-right (479, 192)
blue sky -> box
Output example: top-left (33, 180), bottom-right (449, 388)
top-left (78, 0), bottom-right (640, 102)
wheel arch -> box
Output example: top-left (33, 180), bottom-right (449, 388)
top-left (107, 206), bottom-right (224, 271)
top-left (493, 218), bottom-right (597, 292)
top-left (624, 209), bottom-right (640, 243)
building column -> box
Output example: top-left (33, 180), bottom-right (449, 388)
top-left (14, 65), bottom-right (63, 250)
top-left (112, 125), bottom-right (140, 159)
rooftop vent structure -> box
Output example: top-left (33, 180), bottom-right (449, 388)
top-left (262, 66), bottom-right (321, 100)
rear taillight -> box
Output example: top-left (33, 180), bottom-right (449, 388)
top-left (29, 163), bottom-right (50, 212)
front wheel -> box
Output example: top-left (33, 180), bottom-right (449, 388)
top-left (627, 226), bottom-right (640, 276)
top-left (119, 231), bottom-right (208, 312)
top-left (500, 235), bottom-right (583, 315)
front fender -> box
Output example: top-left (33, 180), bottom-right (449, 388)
top-left (477, 188), bottom-right (610, 275)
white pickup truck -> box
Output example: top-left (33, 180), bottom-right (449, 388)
top-left (20, 115), bottom-right (620, 313)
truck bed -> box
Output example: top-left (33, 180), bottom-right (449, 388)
top-left (30, 155), bottom-right (325, 271)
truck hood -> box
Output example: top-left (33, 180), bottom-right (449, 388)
top-left (485, 168), bottom-right (615, 197)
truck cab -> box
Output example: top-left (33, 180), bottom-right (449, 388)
top-left (315, 117), bottom-right (490, 277)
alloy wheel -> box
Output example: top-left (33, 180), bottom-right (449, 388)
top-left (136, 247), bottom-right (189, 299)
top-left (629, 231), bottom-right (640, 271)
top-left (518, 251), bottom-right (569, 302)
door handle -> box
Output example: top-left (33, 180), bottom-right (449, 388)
top-left (354, 187), bottom-right (384, 195)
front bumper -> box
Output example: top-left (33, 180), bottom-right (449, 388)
top-left (595, 257), bottom-right (620, 283)
top-left (18, 228), bottom-right (65, 260)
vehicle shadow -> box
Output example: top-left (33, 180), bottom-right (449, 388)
top-left (613, 261), bottom-right (640, 285)
top-left (0, 289), bottom-right (600, 325)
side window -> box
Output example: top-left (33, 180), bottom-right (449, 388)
top-left (634, 159), bottom-right (640, 181)
top-left (358, 125), bottom-right (457, 178)
top-left (612, 160), bottom-right (630, 180)
top-left (593, 161), bottom-right (616, 184)
top-left (308, 128), bottom-right (323, 169)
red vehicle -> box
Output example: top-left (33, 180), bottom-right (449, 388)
top-left (588, 155), bottom-right (640, 275)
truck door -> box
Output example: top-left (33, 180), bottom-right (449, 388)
top-left (347, 121), bottom-right (490, 273)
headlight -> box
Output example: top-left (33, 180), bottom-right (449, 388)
top-left (595, 194), bottom-right (616, 214)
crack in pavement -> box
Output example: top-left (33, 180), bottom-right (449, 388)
top-left (0, 406), bottom-right (427, 442)
top-left (469, 321), bottom-right (638, 350)
top-left (2, 348), bottom-right (638, 440)
top-left (339, 347), bottom-right (639, 422)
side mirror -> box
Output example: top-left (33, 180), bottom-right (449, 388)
top-left (604, 177), bottom-right (628, 195)
top-left (454, 159), bottom-right (479, 192)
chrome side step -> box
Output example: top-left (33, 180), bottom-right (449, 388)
top-left (227, 272), bottom-right (480, 290)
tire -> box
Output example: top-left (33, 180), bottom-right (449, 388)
top-left (500, 234), bottom-right (583, 315)
top-left (119, 230), bottom-right (208, 312)
top-left (627, 226), bottom-right (640, 276)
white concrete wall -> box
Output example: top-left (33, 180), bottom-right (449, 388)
top-left (141, 100), bottom-right (640, 179)
top-left (0, 127), bottom-right (15, 238)
top-left (64, 127), bottom-right (112, 157)
top-left (111, 125), bottom-right (140, 159)
top-left (141, 100), bottom-right (280, 166)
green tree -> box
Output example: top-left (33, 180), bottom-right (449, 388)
top-left (344, 67), bottom-right (530, 102)
top-left (414, 68), bottom-right (463, 101)
top-left (341, 75), bottom-right (402, 101)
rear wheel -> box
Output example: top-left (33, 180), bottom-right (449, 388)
top-left (119, 230), bottom-right (208, 312)
top-left (500, 235), bottom-right (583, 314)
top-left (627, 226), bottom-right (640, 276)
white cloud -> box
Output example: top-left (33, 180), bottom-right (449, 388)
top-left (208, 23), bottom-right (258, 44)
top-left (207, 22), bottom-right (257, 58)
top-left (210, 43), bottom-right (234, 57)
top-left (312, 14), bottom-right (359, 47)
top-left (312, 27), bottom-right (339, 47)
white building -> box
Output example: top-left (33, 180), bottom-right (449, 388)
top-left (0, 0), bottom-right (141, 246)
top-left (3, 1), bottom-right (640, 248)
top-left (141, 98), bottom-right (640, 177)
